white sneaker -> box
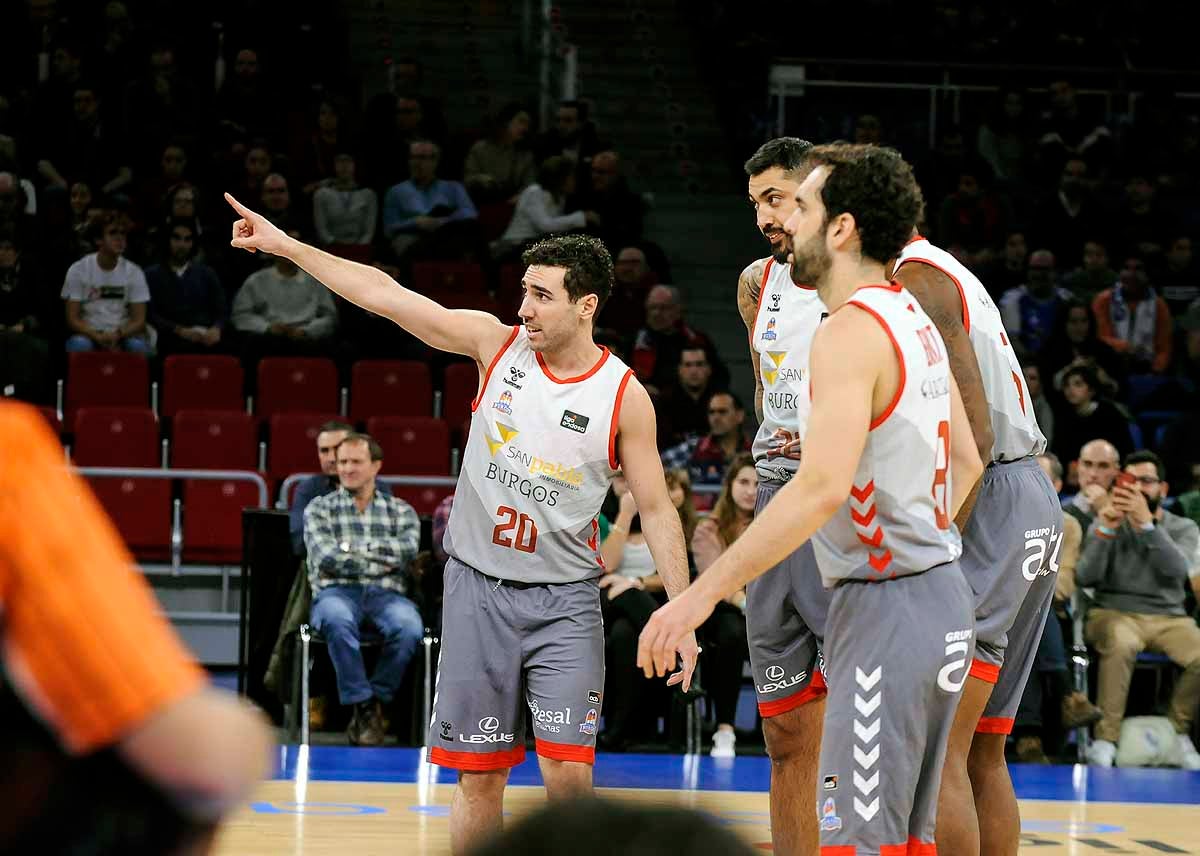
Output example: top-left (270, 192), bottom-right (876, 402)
top-left (1087, 738), bottom-right (1117, 767)
top-left (711, 729), bottom-right (736, 759)
top-left (1178, 734), bottom-right (1200, 770)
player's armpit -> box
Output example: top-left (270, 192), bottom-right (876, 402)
top-left (895, 260), bottom-right (994, 461)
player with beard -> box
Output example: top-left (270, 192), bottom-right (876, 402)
top-left (892, 225), bottom-right (1060, 855)
top-left (224, 194), bottom-right (697, 856)
top-left (737, 137), bottom-right (832, 855)
top-left (639, 144), bottom-right (985, 853)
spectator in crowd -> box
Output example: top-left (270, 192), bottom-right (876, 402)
top-left (575, 151), bottom-right (645, 252)
top-left (976, 88), bottom-right (1035, 187)
top-left (389, 57), bottom-right (448, 146)
top-left (936, 160), bottom-right (1009, 268)
top-left (1053, 366), bottom-right (1135, 465)
top-left (134, 142), bottom-right (189, 227)
top-left (596, 245), bottom-right (656, 336)
top-left (1033, 158), bottom-right (1105, 268)
top-left (1158, 236), bottom-right (1200, 317)
top-left (1011, 452), bottom-right (1101, 763)
top-left (999, 249), bottom-right (1074, 361)
top-left (361, 94), bottom-right (433, 190)
top-left (1042, 301), bottom-right (1124, 399)
top-left (492, 156), bottom-right (594, 258)
top-left (536, 99), bottom-right (603, 167)
top-left (0, 173), bottom-right (35, 248)
top-left (1077, 450), bottom-right (1200, 769)
top-left (259, 173), bottom-right (299, 232)
top-left (61, 212), bottom-right (149, 352)
top-left (1065, 438), bottom-right (1121, 527)
top-left (1037, 80), bottom-right (1113, 178)
top-left (293, 98), bottom-right (348, 198)
top-left (661, 391), bottom-right (750, 505)
top-left (290, 419), bottom-right (355, 557)
top-left (1114, 174), bottom-right (1170, 262)
top-left (1024, 363), bottom-right (1055, 448)
top-left (230, 143), bottom-right (273, 209)
top-left (313, 152), bottom-right (377, 259)
top-left (64, 180), bottom-right (97, 255)
top-left (1063, 239), bottom-right (1117, 304)
top-left (463, 102), bottom-right (536, 204)
top-left (145, 219), bottom-right (225, 356)
top-left (1092, 256), bottom-right (1174, 374)
top-left (630, 285), bottom-right (728, 394)
top-left (31, 39), bottom-right (85, 148)
top-left (37, 83), bottom-right (132, 201)
top-left (231, 229), bottom-right (338, 360)
top-left (215, 47), bottom-right (278, 145)
top-left (121, 45), bottom-right (200, 168)
top-left (1159, 310), bottom-right (1200, 487)
top-left (691, 453), bottom-right (756, 758)
top-left (854, 113), bottom-right (883, 145)
top-left (977, 231), bottom-right (1028, 299)
top-left (0, 233), bottom-right (50, 401)
top-left (382, 140), bottom-right (478, 263)
top-left (656, 346), bottom-right (719, 446)
top-left (304, 433), bottom-right (424, 747)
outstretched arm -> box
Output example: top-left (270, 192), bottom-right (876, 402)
top-left (226, 193), bottom-right (512, 362)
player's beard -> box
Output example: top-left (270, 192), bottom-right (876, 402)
top-left (790, 231), bottom-right (831, 287)
top-left (763, 228), bottom-right (790, 264)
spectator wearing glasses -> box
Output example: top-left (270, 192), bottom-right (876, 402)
top-left (1077, 450), bottom-right (1200, 769)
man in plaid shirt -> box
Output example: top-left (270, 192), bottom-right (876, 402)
top-left (304, 432), bottom-right (424, 746)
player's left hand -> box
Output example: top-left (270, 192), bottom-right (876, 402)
top-left (638, 588), bottom-right (714, 690)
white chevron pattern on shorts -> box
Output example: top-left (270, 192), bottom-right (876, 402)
top-left (853, 663), bottom-right (882, 823)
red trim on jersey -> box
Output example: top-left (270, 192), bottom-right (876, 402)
top-left (756, 671), bottom-right (827, 717)
top-left (429, 744), bottom-right (527, 771)
top-left (969, 659), bottom-right (1001, 683)
top-left (855, 281), bottom-right (904, 294)
top-left (907, 234), bottom-right (925, 246)
top-left (976, 716), bottom-right (1015, 735)
top-left (751, 257), bottom-right (774, 344)
top-left (535, 738), bottom-right (596, 764)
top-left (895, 256), bottom-right (972, 334)
top-left (588, 518), bottom-right (605, 570)
top-left (536, 347), bottom-right (611, 384)
top-left (845, 301), bottom-right (907, 430)
top-left (608, 369), bottom-right (635, 469)
top-left (1012, 370), bottom-right (1027, 415)
top-left (471, 325), bottom-right (521, 412)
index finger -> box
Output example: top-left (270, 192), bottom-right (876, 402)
top-left (223, 192), bottom-right (253, 218)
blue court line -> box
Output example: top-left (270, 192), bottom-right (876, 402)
top-left (274, 745), bottom-right (1200, 805)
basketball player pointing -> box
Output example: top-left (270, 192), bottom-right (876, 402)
top-left (639, 145), bottom-right (984, 852)
top-left (225, 194), bottom-right (698, 856)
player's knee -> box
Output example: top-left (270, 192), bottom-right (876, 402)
top-left (539, 759), bottom-right (592, 798)
top-left (762, 702), bottom-right (821, 766)
top-left (458, 769), bottom-right (509, 801)
top-left (967, 731), bottom-right (1008, 776)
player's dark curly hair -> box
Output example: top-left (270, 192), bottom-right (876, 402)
top-left (743, 137), bottom-right (814, 178)
top-left (804, 143), bottom-right (925, 265)
top-left (522, 234), bottom-right (614, 312)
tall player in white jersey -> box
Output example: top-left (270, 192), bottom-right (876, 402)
top-left (223, 196), bottom-right (698, 856)
top-left (640, 144), bottom-right (986, 853)
top-left (738, 137), bottom-right (833, 855)
top-left (893, 235), bottom-right (1061, 856)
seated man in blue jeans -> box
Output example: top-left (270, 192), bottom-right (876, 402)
top-left (303, 432), bottom-right (423, 745)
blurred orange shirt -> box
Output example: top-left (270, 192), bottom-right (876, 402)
top-left (0, 402), bottom-right (206, 753)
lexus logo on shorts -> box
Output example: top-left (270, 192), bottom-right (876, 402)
top-left (765, 666), bottom-right (785, 681)
top-left (479, 717), bottom-right (499, 733)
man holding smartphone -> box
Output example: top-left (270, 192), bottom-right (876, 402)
top-left (1076, 449), bottom-right (1200, 769)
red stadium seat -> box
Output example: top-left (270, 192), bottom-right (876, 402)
top-left (366, 416), bottom-right (451, 475)
top-left (65, 352), bottom-right (150, 429)
top-left (172, 410), bottom-right (258, 470)
top-left (182, 479), bottom-right (263, 564)
top-left (410, 261), bottom-right (487, 297)
top-left (161, 355), bottom-right (244, 419)
top-left (389, 482), bottom-right (456, 518)
top-left (86, 476), bottom-right (172, 561)
top-left (442, 362), bottom-right (479, 438)
top-left (73, 406), bottom-right (159, 467)
top-left (256, 357), bottom-right (339, 418)
top-left (349, 360), bottom-right (433, 422)
top-left (267, 412), bottom-right (340, 479)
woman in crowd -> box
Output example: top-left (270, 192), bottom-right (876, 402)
top-left (1051, 364), bottom-right (1135, 465)
top-left (1040, 299), bottom-right (1124, 399)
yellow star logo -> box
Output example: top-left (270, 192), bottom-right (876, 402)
top-left (762, 351), bottom-right (788, 385)
top-left (485, 421), bottom-right (519, 456)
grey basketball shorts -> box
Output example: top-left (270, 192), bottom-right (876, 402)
top-left (745, 482), bottom-right (834, 717)
top-left (817, 560), bottom-right (975, 853)
top-left (428, 558), bottom-right (605, 771)
top-left (960, 456), bottom-right (1062, 734)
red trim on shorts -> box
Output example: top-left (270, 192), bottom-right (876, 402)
top-left (535, 738), bottom-right (595, 765)
top-left (471, 325), bottom-right (521, 412)
top-left (895, 255), bottom-right (971, 334)
top-left (844, 300), bottom-right (906, 430)
top-left (969, 659), bottom-right (1001, 684)
top-left (428, 744), bottom-right (526, 771)
top-left (757, 671), bottom-right (827, 717)
top-left (536, 347), bottom-right (611, 384)
top-left (976, 716), bottom-right (1015, 735)
top-left (608, 369), bottom-right (635, 470)
top-left (879, 840), bottom-right (937, 855)
top-left (821, 847), bottom-right (857, 855)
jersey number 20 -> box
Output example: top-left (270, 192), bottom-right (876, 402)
top-left (492, 505), bottom-right (538, 553)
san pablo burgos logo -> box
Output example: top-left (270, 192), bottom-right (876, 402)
top-left (504, 367), bottom-right (525, 389)
top-left (460, 716), bottom-right (514, 744)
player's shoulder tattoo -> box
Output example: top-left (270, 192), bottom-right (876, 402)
top-left (738, 257), bottom-right (770, 320)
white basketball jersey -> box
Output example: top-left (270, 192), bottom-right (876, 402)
top-left (895, 238), bottom-right (1046, 463)
top-left (749, 258), bottom-right (828, 484)
top-left (443, 327), bottom-right (634, 584)
top-left (812, 284), bottom-right (963, 587)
